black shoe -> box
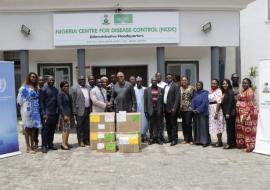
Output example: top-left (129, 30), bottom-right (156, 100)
top-left (223, 144), bottom-right (233, 149)
top-left (42, 147), bottom-right (48, 153)
top-left (170, 140), bottom-right (177, 146)
top-left (148, 139), bottom-right (155, 145)
top-left (202, 144), bottom-right (209, 148)
top-left (164, 139), bottom-right (172, 144)
top-left (48, 146), bottom-right (58, 150)
top-left (157, 139), bottom-right (163, 145)
top-left (84, 141), bottom-right (90, 146)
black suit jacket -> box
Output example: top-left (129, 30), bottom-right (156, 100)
top-left (58, 91), bottom-right (73, 117)
top-left (164, 82), bottom-right (180, 113)
top-left (144, 87), bottom-right (164, 117)
top-left (221, 89), bottom-right (236, 116)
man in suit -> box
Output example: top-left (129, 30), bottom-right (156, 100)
top-left (144, 77), bottom-right (164, 145)
top-left (40, 76), bottom-right (59, 153)
top-left (90, 77), bottom-right (111, 112)
top-left (163, 74), bottom-right (180, 146)
top-left (110, 72), bottom-right (137, 112)
top-left (70, 76), bottom-right (92, 147)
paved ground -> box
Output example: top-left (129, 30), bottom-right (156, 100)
top-left (1, 129), bottom-right (270, 190)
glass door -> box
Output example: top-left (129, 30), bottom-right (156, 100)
top-left (39, 64), bottom-right (72, 89)
top-left (166, 61), bottom-right (198, 86)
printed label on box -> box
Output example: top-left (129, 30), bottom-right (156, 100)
top-left (104, 133), bottom-right (115, 141)
top-left (119, 137), bottom-right (129, 145)
top-left (105, 115), bottom-right (114, 122)
top-left (105, 143), bottom-right (116, 151)
top-left (90, 132), bottom-right (97, 141)
top-left (90, 115), bottom-right (100, 123)
top-left (97, 132), bottom-right (105, 139)
top-left (98, 124), bottom-right (105, 130)
top-left (97, 143), bottom-right (104, 150)
top-left (131, 115), bottom-right (140, 123)
top-left (117, 113), bottom-right (126, 122)
top-left (128, 136), bottom-right (139, 144)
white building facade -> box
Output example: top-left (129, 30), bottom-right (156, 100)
top-left (0, 0), bottom-right (254, 90)
top-left (240, 0), bottom-right (270, 80)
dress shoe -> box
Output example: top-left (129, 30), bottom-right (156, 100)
top-left (223, 144), bottom-right (233, 149)
top-left (48, 146), bottom-right (58, 150)
top-left (84, 141), bottom-right (90, 146)
top-left (42, 147), bottom-right (48, 153)
top-left (148, 139), bottom-right (155, 145)
top-left (202, 144), bottom-right (209, 148)
top-left (67, 144), bottom-right (73, 148)
top-left (164, 139), bottom-right (172, 144)
top-left (170, 140), bottom-right (177, 146)
top-left (79, 142), bottom-right (85, 147)
top-left (157, 139), bottom-right (163, 145)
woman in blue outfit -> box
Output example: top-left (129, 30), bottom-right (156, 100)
top-left (17, 72), bottom-right (42, 153)
top-left (192, 81), bottom-right (211, 147)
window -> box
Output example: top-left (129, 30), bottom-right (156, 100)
top-left (166, 61), bottom-right (199, 86)
top-left (38, 63), bottom-right (73, 89)
top-left (268, 0), bottom-right (270, 20)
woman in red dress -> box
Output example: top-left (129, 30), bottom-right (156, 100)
top-left (236, 78), bottom-right (258, 152)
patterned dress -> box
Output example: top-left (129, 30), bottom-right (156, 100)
top-left (236, 88), bottom-right (258, 152)
top-left (208, 88), bottom-right (225, 135)
top-left (17, 85), bottom-right (42, 129)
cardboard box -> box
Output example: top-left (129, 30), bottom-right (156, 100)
top-left (117, 133), bottom-right (141, 153)
top-left (90, 112), bottom-right (115, 132)
top-left (116, 112), bottom-right (141, 133)
top-left (91, 140), bottom-right (97, 150)
top-left (96, 141), bottom-right (117, 153)
top-left (90, 132), bottom-right (116, 150)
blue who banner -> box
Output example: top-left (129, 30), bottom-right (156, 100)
top-left (0, 61), bottom-right (20, 158)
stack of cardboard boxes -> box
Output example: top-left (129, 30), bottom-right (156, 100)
top-left (90, 113), bottom-right (117, 153)
top-left (116, 112), bottom-right (141, 153)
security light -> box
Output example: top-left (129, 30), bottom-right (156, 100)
top-left (21, 24), bottom-right (30, 36)
top-left (202, 22), bottom-right (212, 33)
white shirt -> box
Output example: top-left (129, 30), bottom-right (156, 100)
top-left (81, 86), bottom-right (90, 108)
top-left (149, 81), bottom-right (166, 89)
top-left (163, 82), bottom-right (172, 104)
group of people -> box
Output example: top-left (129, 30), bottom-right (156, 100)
top-left (17, 71), bottom-right (258, 154)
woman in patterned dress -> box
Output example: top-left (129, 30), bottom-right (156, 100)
top-left (58, 81), bottom-right (73, 150)
top-left (208, 79), bottom-right (225, 147)
top-left (17, 72), bottom-right (42, 153)
top-left (236, 78), bottom-right (258, 152)
top-left (180, 76), bottom-right (194, 144)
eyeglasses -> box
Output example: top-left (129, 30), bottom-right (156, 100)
top-left (117, 76), bottom-right (124, 78)
top-left (63, 85), bottom-right (69, 87)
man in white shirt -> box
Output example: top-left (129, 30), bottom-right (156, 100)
top-left (163, 74), bottom-right (180, 146)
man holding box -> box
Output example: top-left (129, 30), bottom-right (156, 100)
top-left (144, 77), bottom-right (164, 145)
top-left (110, 72), bottom-right (137, 112)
